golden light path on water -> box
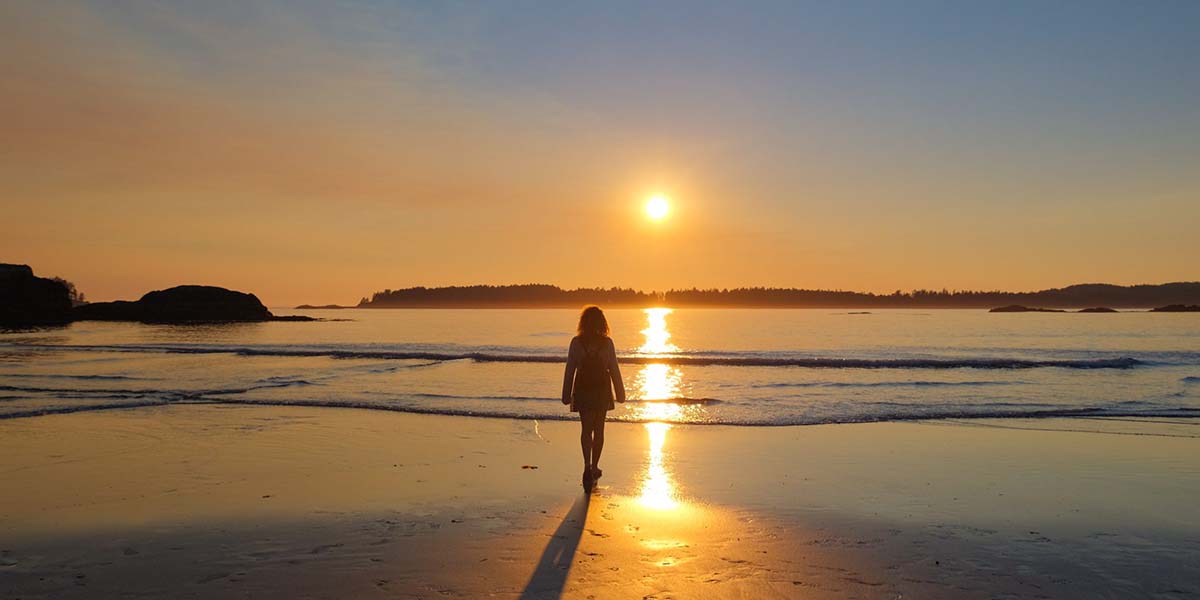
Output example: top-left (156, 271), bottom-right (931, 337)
top-left (638, 308), bottom-right (679, 354)
top-left (632, 308), bottom-right (684, 511)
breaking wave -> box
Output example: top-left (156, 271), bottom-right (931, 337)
top-left (3, 343), bottom-right (1145, 370)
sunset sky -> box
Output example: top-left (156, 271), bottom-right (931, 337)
top-left (4, 1), bottom-right (1198, 306)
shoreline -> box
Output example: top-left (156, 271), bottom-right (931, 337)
top-left (291, 305), bottom-right (1189, 311)
top-left (3, 396), bottom-right (1198, 429)
top-left (2, 405), bottom-right (1197, 598)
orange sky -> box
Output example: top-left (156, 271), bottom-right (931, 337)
top-left (3, 3), bottom-right (1197, 306)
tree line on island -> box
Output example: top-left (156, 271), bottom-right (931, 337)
top-left (5, 262), bottom-right (1199, 329)
top-left (342, 282), bottom-right (1200, 310)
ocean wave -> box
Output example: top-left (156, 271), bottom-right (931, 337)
top-left (751, 380), bottom-right (1023, 389)
top-left (0, 384), bottom-right (166, 395)
top-left (0, 400), bottom-right (170, 420)
top-left (375, 391), bottom-right (722, 405)
top-left (0, 373), bottom-right (151, 381)
top-left (2, 396), bottom-right (1196, 428)
top-left (629, 397), bottom-right (722, 405)
top-left (255, 376), bottom-right (318, 387)
top-left (4, 343), bottom-right (1145, 370)
top-left (0, 382), bottom-right (722, 408)
top-left (405, 392), bottom-right (557, 402)
top-left (0, 379), bottom-right (318, 398)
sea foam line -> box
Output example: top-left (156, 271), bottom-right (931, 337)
top-left (2, 396), bottom-right (1197, 432)
top-left (1, 343), bottom-right (1145, 370)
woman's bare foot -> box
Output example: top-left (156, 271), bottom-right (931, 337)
top-left (591, 466), bottom-right (602, 480)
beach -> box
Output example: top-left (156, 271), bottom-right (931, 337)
top-left (2, 404), bottom-right (1196, 599)
top-left (7, 1), bottom-right (1200, 597)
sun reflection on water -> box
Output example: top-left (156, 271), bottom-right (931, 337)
top-left (638, 308), bottom-right (679, 354)
top-left (632, 308), bottom-right (684, 407)
top-left (633, 308), bottom-right (684, 510)
top-left (633, 364), bottom-right (682, 402)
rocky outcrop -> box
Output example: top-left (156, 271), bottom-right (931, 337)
top-left (0, 264), bottom-right (73, 327)
top-left (74, 285), bottom-right (276, 323)
top-left (1150, 304), bottom-right (1200, 312)
top-left (988, 305), bottom-right (1067, 313)
top-left (1077, 307), bottom-right (1119, 313)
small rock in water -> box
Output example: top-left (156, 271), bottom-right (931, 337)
top-left (521, 465), bottom-right (539, 469)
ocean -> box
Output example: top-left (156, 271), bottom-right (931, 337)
top-left (2, 308), bottom-right (1198, 426)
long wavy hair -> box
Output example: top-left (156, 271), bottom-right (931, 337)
top-left (576, 305), bottom-right (610, 337)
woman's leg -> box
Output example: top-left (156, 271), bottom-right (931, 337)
top-left (579, 410), bottom-right (595, 470)
top-left (589, 410), bottom-right (607, 474)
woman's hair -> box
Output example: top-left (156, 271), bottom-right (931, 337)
top-left (576, 305), bottom-right (610, 337)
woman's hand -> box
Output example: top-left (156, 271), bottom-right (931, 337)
top-left (562, 395), bottom-right (572, 405)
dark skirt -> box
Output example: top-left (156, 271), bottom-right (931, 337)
top-left (571, 387), bottom-right (615, 413)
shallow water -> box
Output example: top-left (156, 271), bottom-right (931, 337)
top-left (1, 308), bottom-right (1198, 425)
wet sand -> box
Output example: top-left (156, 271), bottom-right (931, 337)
top-left (1, 405), bottom-right (1198, 599)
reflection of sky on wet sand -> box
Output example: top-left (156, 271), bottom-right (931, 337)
top-left (638, 422), bottom-right (678, 510)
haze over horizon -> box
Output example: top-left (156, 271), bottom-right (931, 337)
top-left (5, 1), bottom-right (1198, 306)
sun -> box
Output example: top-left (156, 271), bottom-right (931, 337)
top-left (645, 195), bottom-right (670, 220)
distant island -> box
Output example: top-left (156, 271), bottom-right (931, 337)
top-left (990, 305), bottom-right (1123, 313)
top-left (1, 263), bottom-right (315, 327)
top-left (348, 282), bottom-right (1200, 309)
top-left (1150, 304), bottom-right (1200, 312)
top-left (989, 305), bottom-right (1067, 313)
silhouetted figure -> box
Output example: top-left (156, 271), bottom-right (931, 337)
top-left (562, 306), bottom-right (626, 490)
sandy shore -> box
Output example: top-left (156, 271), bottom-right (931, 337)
top-left (1, 405), bottom-right (1198, 599)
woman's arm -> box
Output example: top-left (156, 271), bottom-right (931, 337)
top-left (607, 338), bottom-right (626, 403)
top-left (561, 338), bottom-right (578, 405)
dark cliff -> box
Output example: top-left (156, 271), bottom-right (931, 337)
top-left (0, 264), bottom-right (73, 326)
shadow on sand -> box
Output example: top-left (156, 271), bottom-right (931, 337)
top-left (519, 493), bottom-right (592, 599)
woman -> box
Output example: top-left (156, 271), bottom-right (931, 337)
top-left (562, 305), bottom-right (626, 488)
